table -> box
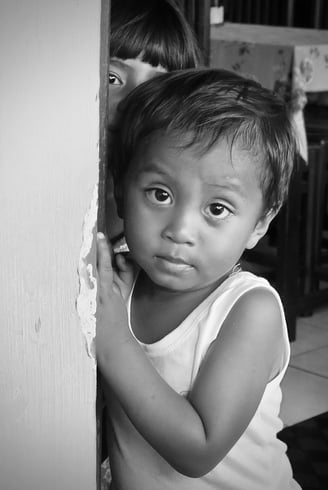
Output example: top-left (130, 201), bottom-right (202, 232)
top-left (210, 23), bottom-right (328, 161)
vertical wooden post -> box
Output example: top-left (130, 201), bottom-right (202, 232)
top-left (97, 1), bottom-right (111, 486)
top-left (181, 0), bottom-right (211, 66)
top-left (98, 0), bottom-right (111, 233)
top-left (195, 0), bottom-right (211, 66)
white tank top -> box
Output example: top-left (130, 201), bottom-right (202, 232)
top-left (106, 271), bottom-right (301, 490)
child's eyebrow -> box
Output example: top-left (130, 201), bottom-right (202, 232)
top-left (213, 180), bottom-right (251, 197)
top-left (205, 181), bottom-right (243, 191)
top-left (138, 162), bottom-right (169, 176)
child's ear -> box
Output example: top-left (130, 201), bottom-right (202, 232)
top-left (245, 210), bottom-right (277, 250)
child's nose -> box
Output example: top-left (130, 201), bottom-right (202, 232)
top-left (162, 207), bottom-right (197, 245)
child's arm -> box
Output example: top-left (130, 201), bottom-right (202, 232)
top-left (96, 234), bottom-right (284, 478)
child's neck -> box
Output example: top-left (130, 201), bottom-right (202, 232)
top-left (130, 270), bottom-right (227, 344)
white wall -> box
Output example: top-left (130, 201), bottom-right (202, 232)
top-left (0, 1), bottom-right (100, 489)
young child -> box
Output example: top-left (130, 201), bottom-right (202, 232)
top-left (97, 69), bottom-right (301, 489)
top-left (106, 0), bottom-right (201, 241)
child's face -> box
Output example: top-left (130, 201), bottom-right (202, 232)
top-left (108, 56), bottom-right (166, 130)
top-left (122, 132), bottom-right (271, 293)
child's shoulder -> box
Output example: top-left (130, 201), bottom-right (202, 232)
top-left (218, 269), bottom-right (279, 301)
top-left (221, 270), bottom-right (283, 321)
top-left (213, 270), bottom-right (286, 341)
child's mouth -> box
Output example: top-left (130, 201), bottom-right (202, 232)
top-left (156, 255), bottom-right (194, 273)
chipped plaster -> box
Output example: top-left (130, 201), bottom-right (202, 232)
top-left (76, 183), bottom-right (98, 363)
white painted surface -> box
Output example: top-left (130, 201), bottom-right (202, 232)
top-left (0, 1), bottom-right (100, 489)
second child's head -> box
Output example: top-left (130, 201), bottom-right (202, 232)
top-left (112, 69), bottom-right (296, 292)
top-left (108, 0), bottom-right (201, 129)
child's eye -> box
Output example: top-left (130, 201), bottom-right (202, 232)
top-left (206, 203), bottom-right (231, 220)
top-left (108, 72), bottom-right (122, 86)
top-left (145, 188), bottom-right (172, 205)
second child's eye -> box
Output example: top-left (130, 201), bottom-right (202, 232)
top-left (109, 72), bottom-right (122, 86)
top-left (206, 203), bottom-right (231, 220)
top-left (145, 188), bottom-right (172, 205)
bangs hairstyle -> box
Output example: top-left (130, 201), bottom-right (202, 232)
top-left (110, 0), bottom-right (201, 70)
top-left (113, 68), bottom-right (297, 214)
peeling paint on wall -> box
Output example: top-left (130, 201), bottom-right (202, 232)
top-left (76, 183), bottom-right (98, 363)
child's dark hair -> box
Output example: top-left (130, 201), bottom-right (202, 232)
top-left (110, 0), bottom-right (201, 70)
top-left (113, 68), bottom-right (297, 214)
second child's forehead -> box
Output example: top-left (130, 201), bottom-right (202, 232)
top-left (110, 57), bottom-right (166, 77)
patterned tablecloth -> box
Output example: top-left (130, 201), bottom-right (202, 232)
top-left (210, 23), bottom-right (328, 161)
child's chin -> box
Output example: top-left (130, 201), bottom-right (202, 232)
top-left (149, 271), bottom-right (197, 292)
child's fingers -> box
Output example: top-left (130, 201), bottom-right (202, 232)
top-left (97, 232), bottom-right (114, 295)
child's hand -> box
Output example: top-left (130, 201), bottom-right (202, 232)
top-left (96, 232), bottom-right (135, 362)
